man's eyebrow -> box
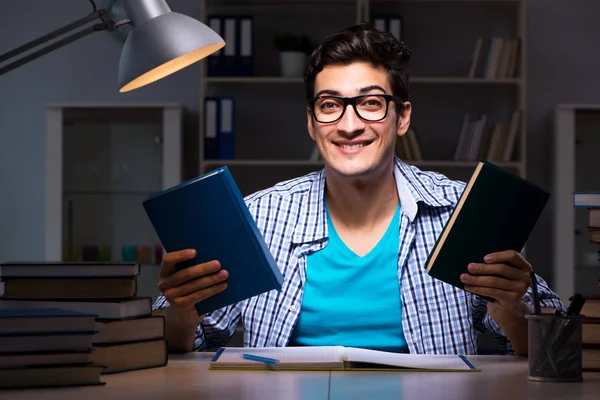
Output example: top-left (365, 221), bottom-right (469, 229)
top-left (359, 85), bottom-right (387, 94)
top-left (314, 85), bottom-right (388, 98)
top-left (314, 89), bottom-right (340, 97)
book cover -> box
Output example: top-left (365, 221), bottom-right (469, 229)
top-left (425, 160), bottom-right (550, 290)
top-left (142, 166), bottom-right (284, 316)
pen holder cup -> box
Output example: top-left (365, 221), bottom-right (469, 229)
top-left (525, 313), bottom-right (584, 382)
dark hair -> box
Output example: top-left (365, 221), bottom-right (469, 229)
top-left (304, 23), bottom-right (411, 103)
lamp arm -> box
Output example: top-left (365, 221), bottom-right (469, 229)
top-left (0, 9), bottom-right (114, 76)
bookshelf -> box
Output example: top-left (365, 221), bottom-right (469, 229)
top-left (198, 0), bottom-right (526, 195)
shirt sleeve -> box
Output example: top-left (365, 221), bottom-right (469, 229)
top-left (471, 272), bottom-right (567, 354)
top-left (152, 294), bottom-right (242, 351)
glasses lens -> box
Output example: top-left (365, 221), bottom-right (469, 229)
top-left (313, 97), bottom-right (344, 123)
top-left (355, 95), bottom-right (387, 121)
top-left (313, 95), bottom-right (388, 123)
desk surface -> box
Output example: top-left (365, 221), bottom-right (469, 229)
top-left (3, 353), bottom-right (599, 400)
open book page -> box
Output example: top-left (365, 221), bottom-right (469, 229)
top-left (343, 347), bottom-right (479, 371)
top-left (210, 346), bottom-right (345, 369)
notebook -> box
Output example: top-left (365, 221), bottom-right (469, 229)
top-left (209, 346), bottom-right (479, 372)
top-left (143, 166), bottom-right (284, 315)
top-left (425, 160), bottom-right (550, 290)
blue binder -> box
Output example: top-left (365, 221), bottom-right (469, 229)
top-left (218, 97), bottom-right (235, 159)
top-left (142, 167), bottom-right (284, 316)
top-left (222, 16), bottom-right (237, 76)
top-left (372, 15), bottom-right (404, 41)
top-left (206, 16), bottom-right (223, 76)
top-left (204, 97), bottom-right (219, 159)
top-left (237, 16), bottom-right (254, 76)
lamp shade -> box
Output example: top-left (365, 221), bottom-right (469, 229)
top-left (118, 10), bottom-right (224, 92)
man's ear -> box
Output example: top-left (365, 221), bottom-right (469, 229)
top-left (307, 108), bottom-right (316, 141)
top-left (396, 102), bottom-right (412, 137)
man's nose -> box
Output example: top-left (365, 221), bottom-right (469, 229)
top-left (336, 105), bottom-right (365, 134)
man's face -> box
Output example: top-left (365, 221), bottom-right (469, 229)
top-left (307, 61), bottom-right (411, 180)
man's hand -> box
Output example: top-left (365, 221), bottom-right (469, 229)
top-left (460, 250), bottom-right (535, 356)
top-left (460, 250), bottom-right (532, 320)
top-left (158, 249), bottom-right (229, 327)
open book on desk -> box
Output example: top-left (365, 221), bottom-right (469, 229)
top-left (209, 346), bottom-right (479, 372)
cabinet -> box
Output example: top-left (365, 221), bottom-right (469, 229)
top-left (197, 0), bottom-right (526, 194)
top-left (553, 104), bottom-right (600, 301)
top-left (44, 104), bottom-right (182, 300)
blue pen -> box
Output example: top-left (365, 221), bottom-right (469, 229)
top-left (242, 353), bottom-right (280, 365)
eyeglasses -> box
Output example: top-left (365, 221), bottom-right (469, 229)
top-left (308, 94), bottom-right (404, 124)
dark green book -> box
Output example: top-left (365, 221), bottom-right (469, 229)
top-left (425, 160), bottom-right (550, 290)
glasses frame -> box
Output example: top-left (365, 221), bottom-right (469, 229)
top-left (308, 94), bottom-right (404, 123)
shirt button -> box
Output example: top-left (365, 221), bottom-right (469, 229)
top-left (289, 305), bottom-right (296, 312)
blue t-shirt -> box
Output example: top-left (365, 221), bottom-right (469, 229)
top-left (289, 202), bottom-right (409, 353)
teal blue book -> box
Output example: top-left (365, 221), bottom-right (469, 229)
top-left (143, 166), bottom-right (284, 315)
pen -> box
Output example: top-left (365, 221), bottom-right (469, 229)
top-left (530, 271), bottom-right (541, 315)
top-left (566, 293), bottom-right (586, 316)
top-left (549, 293), bottom-right (587, 361)
top-left (242, 353), bottom-right (280, 365)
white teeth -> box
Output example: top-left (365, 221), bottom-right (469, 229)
top-left (339, 143), bottom-right (366, 149)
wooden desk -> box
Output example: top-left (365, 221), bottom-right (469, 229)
top-left (3, 353), bottom-right (599, 400)
top-left (330, 355), bottom-right (600, 400)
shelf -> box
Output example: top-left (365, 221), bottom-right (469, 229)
top-left (207, 0), bottom-right (356, 5)
top-left (412, 77), bottom-right (521, 85)
top-left (205, 76), bottom-right (522, 85)
top-left (206, 0), bottom-right (519, 5)
top-left (202, 159), bottom-right (522, 168)
top-left (63, 191), bottom-right (157, 196)
top-left (203, 159), bottom-right (324, 167)
top-left (205, 76), bottom-right (304, 84)
top-left (370, 0), bottom-right (520, 4)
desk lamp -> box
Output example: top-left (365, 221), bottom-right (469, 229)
top-left (0, 0), bottom-right (225, 92)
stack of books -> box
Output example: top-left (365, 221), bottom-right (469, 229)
top-left (0, 261), bottom-right (167, 378)
top-left (580, 296), bottom-right (600, 371)
top-left (583, 205), bottom-right (599, 371)
top-left (0, 308), bottom-right (103, 388)
top-left (573, 192), bottom-right (600, 371)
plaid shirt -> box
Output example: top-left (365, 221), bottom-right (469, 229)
top-left (153, 157), bottom-right (565, 354)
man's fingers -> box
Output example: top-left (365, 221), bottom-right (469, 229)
top-left (160, 260), bottom-right (222, 291)
top-left (170, 282), bottom-right (228, 311)
top-left (463, 284), bottom-right (521, 304)
top-left (483, 250), bottom-right (531, 271)
top-left (188, 282), bottom-right (228, 304)
top-left (160, 249), bottom-right (196, 278)
top-left (164, 269), bottom-right (228, 299)
top-left (461, 273), bottom-right (529, 294)
top-left (467, 263), bottom-right (526, 281)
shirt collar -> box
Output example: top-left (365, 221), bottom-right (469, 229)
top-left (291, 156), bottom-right (457, 244)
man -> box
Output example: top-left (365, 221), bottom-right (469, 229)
top-left (152, 24), bottom-right (564, 356)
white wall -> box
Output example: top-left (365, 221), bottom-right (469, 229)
top-left (0, 0), bottom-right (199, 261)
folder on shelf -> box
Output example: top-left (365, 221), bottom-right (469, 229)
top-left (372, 16), bottom-right (403, 41)
top-left (207, 16), bottom-right (223, 76)
top-left (388, 16), bottom-right (404, 41)
top-left (218, 97), bottom-right (235, 160)
top-left (204, 97), bottom-right (219, 159)
top-left (373, 16), bottom-right (386, 32)
top-left (142, 166), bottom-right (284, 316)
top-left (238, 16), bottom-right (253, 76)
top-left (223, 17), bottom-right (237, 76)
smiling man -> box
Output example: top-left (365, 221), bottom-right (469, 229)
top-left (152, 23), bottom-right (565, 356)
